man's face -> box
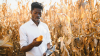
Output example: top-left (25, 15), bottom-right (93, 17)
top-left (31, 8), bottom-right (42, 22)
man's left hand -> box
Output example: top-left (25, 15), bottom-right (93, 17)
top-left (43, 53), bottom-right (46, 56)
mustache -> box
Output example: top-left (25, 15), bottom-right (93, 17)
top-left (36, 17), bottom-right (40, 19)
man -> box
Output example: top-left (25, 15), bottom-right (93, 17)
top-left (19, 2), bottom-right (52, 56)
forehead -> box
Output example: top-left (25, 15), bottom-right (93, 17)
top-left (32, 8), bottom-right (42, 12)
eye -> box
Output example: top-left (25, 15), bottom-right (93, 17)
top-left (34, 12), bottom-right (37, 14)
top-left (39, 12), bottom-right (41, 15)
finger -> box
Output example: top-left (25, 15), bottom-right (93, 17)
top-left (36, 41), bottom-right (42, 43)
top-left (43, 53), bottom-right (46, 56)
top-left (36, 42), bottom-right (42, 45)
top-left (34, 38), bottom-right (37, 40)
top-left (35, 41), bottom-right (42, 43)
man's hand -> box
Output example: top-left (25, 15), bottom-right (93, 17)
top-left (43, 53), bottom-right (46, 56)
top-left (47, 43), bottom-right (51, 49)
top-left (31, 38), bottom-right (42, 47)
top-left (21, 38), bottom-right (42, 52)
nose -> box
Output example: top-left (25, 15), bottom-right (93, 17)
top-left (36, 13), bottom-right (40, 17)
top-left (38, 14), bottom-right (40, 17)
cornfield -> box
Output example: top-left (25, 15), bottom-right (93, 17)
top-left (0, 0), bottom-right (100, 56)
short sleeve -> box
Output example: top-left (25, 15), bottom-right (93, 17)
top-left (19, 26), bottom-right (28, 48)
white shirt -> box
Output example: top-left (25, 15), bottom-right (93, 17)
top-left (19, 19), bottom-right (51, 56)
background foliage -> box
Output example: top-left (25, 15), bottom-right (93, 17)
top-left (0, 0), bottom-right (100, 56)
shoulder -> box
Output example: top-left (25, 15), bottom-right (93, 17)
top-left (40, 22), bottom-right (48, 28)
top-left (19, 21), bottom-right (30, 29)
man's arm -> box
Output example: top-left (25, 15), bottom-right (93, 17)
top-left (19, 27), bottom-right (42, 52)
top-left (47, 43), bottom-right (51, 49)
top-left (21, 43), bottom-right (34, 52)
top-left (21, 38), bottom-right (42, 52)
top-left (43, 43), bottom-right (51, 56)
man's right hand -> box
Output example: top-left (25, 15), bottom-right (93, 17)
top-left (21, 38), bottom-right (42, 52)
top-left (31, 38), bottom-right (42, 47)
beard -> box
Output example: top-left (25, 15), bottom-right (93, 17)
top-left (32, 17), bottom-right (40, 23)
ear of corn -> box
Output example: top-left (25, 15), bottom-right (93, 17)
top-left (36, 35), bottom-right (43, 41)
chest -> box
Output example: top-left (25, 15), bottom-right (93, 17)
top-left (25, 25), bottom-right (47, 43)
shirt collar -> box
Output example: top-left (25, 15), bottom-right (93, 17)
top-left (29, 19), bottom-right (41, 25)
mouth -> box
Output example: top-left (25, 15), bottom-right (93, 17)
top-left (36, 17), bottom-right (40, 19)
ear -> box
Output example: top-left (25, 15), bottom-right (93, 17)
top-left (30, 11), bottom-right (32, 14)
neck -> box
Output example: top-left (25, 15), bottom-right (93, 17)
top-left (35, 22), bottom-right (39, 26)
top-left (32, 19), bottom-right (40, 26)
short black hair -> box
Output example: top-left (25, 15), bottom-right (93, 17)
top-left (31, 2), bottom-right (43, 11)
